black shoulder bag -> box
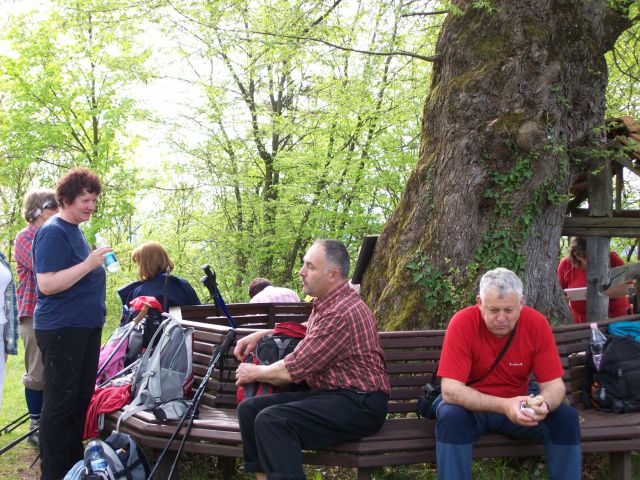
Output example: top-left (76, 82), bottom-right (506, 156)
top-left (417, 323), bottom-right (518, 419)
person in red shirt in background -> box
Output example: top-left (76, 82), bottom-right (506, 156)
top-left (234, 239), bottom-right (390, 480)
top-left (13, 189), bottom-right (59, 446)
top-left (435, 268), bottom-right (581, 480)
top-left (557, 236), bottom-right (631, 324)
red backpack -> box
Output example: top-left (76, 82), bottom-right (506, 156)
top-left (237, 322), bottom-right (307, 403)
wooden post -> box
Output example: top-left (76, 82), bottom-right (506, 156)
top-left (586, 157), bottom-right (612, 322)
top-left (615, 162), bottom-right (623, 212)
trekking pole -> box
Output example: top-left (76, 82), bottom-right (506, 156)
top-left (200, 264), bottom-right (237, 329)
top-left (146, 328), bottom-right (236, 480)
top-left (0, 425), bottom-right (39, 455)
top-left (0, 412), bottom-right (29, 435)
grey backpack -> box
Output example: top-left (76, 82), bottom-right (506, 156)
top-left (117, 314), bottom-right (194, 429)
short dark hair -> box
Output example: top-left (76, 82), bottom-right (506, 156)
top-left (249, 278), bottom-right (272, 298)
top-left (313, 239), bottom-right (350, 279)
top-left (57, 167), bottom-right (102, 207)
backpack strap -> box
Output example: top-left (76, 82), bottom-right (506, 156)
top-left (467, 322), bottom-right (518, 386)
top-left (272, 337), bottom-right (292, 359)
top-left (113, 457), bottom-right (141, 480)
top-left (115, 405), bottom-right (148, 432)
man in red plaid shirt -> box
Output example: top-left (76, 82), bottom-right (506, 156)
top-left (235, 239), bottom-right (390, 480)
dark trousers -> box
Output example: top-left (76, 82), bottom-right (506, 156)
top-left (435, 402), bottom-right (581, 480)
top-left (36, 327), bottom-right (102, 480)
top-left (238, 389), bottom-right (388, 480)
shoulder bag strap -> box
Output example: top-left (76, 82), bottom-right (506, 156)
top-left (467, 322), bottom-right (518, 386)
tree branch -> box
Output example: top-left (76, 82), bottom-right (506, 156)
top-left (612, 46), bottom-right (640, 82)
top-left (400, 10), bottom-right (448, 17)
top-left (251, 30), bottom-right (438, 62)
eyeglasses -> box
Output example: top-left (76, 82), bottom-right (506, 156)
top-left (42, 200), bottom-right (59, 210)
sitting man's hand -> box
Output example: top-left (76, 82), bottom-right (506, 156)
top-left (505, 395), bottom-right (549, 426)
top-left (234, 330), bottom-right (271, 361)
top-left (236, 362), bottom-right (260, 387)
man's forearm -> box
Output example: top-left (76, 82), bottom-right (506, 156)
top-left (441, 378), bottom-right (508, 414)
top-left (537, 378), bottom-right (566, 412)
top-left (257, 360), bottom-right (293, 386)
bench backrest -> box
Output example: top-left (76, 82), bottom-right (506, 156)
top-left (176, 304), bottom-right (640, 412)
top-left (175, 302), bottom-right (311, 329)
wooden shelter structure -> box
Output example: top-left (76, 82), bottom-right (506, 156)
top-left (562, 116), bottom-right (640, 321)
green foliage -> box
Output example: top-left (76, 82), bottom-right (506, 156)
top-left (407, 253), bottom-right (470, 327)
top-left (0, 0), bottom-right (152, 254)
top-left (135, 0), bottom-right (434, 298)
top-left (606, 21), bottom-right (640, 117)
top-left (473, 140), bottom-right (569, 280)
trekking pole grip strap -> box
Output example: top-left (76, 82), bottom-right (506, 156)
top-left (218, 330), bottom-right (236, 361)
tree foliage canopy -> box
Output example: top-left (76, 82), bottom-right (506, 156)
top-left (0, 0), bottom-right (638, 326)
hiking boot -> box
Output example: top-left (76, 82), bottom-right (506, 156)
top-left (26, 419), bottom-right (39, 447)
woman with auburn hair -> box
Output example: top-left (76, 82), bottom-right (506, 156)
top-left (32, 168), bottom-right (112, 479)
top-left (117, 241), bottom-right (200, 314)
top-left (557, 236), bottom-right (631, 324)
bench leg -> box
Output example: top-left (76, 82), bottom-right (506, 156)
top-left (610, 451), bottom-right (631, 480)
top-left (357, 467), bottom-right (373, 480)
top-left (218, 456), bottom-right (236, 478)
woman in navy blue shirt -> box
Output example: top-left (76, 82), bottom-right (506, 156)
top-left (33, 168), bottom-right (111, 480)
top-left (118, 241), bottom-right (200, 313)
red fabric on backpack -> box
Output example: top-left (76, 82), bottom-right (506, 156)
top-left (83, 385), bottom-right (133, 440)
top-left (273, 321), bottom-right (306, 338)
top-left (129, 296), bottom-right (163, 312)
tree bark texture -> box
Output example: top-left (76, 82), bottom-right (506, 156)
top-left (361, 1), bottom-right (633, 329)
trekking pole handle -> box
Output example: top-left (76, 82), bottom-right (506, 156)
top-left (132, 304), bottom-right (150, 324)
top-left (200, 264), bottom-right (218, 303)
top-left (218, 329), bottom-right (236, 360)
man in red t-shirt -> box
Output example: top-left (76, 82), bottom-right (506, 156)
top-left (435, 268), bottom-right (581, 480)
top-left (234, 239), bottom-right (390, 480)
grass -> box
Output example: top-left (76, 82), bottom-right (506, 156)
top-left (2, 323), bottom-right (640, 478)
top-left (1, 347), bottom-right (41, 479)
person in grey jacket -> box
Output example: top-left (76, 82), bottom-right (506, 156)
top-left (0, 249), bottom-right (19, 414)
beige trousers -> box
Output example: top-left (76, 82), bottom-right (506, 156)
top-left (19, 317), bottom-right (44, 390)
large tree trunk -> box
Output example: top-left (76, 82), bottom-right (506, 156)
top-left (361, 1), bottom-right (633, 330)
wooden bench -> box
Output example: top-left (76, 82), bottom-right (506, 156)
top-left (105, 304), bottom-right (640, 479)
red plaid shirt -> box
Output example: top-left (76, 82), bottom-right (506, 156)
top-left (284, 282), bottom-right (390, 393)
top-left (14, 223), bottom-right (38, 318)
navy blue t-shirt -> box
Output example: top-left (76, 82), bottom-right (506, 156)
top-left (117, 274), bottom-right (201, 311)
top-left (33, 216), bottom-right (106, 330)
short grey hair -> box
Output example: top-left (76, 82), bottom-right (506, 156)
top-left (479, 268), bottom-right (523, 300)
top-left (313, 239), bottom-right (350, 279)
